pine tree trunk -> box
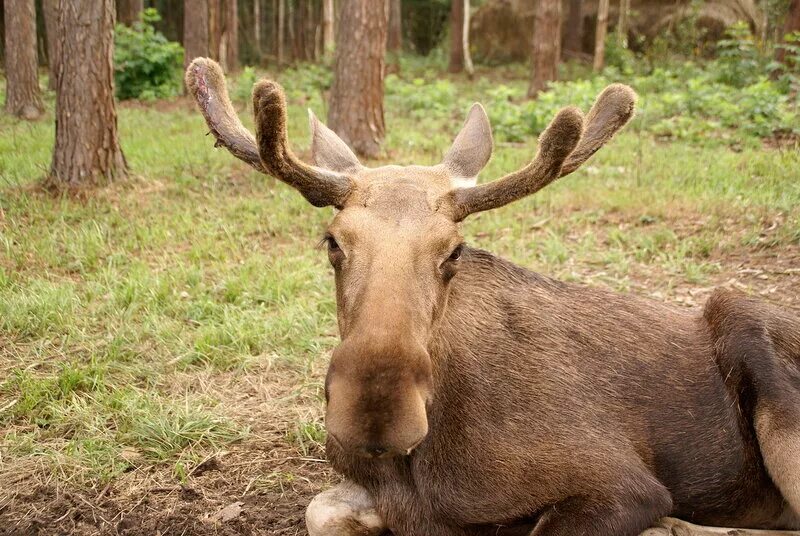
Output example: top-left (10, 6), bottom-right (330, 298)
top-left (328, 0), bottom-right (388, 158)
top-left (776, 0), bottom-right (800, 62)
top-left (118, 0), bottom-right (143, 26)
top-left (224, 0), bottom-right (238, 70)
top-left (564, 0), bottom-right (583, 54)
top-left (43, 0), bottom-right (60, 91)
top-left (617, 0), bottom-right (630, 46)
top-left (387, 0), bottom-right (402, 53)
top-left (593, 0), bottom-right (609, 72)
top-left (277, 0), bottom-right (285, 65)
top-left (209, 0), bottom-right (222, 61)
top-left (4, 0), bottom-right (44, 119)
top-left (462, 0), bottom-right (474, 76)
top-left (448, 0), bottom-right (465, 73)
top-left (323, 0), bottom-right (335, 56)
top-left (50, 0), bottom-right (127, 186)
top-left (184, 0), bottom-right (209, 76)
top-left (254, 0), bottom-right (261, 57)
top-left (528, 0), bottom-right (561, 97)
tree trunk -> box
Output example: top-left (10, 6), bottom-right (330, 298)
top-left (328, 0), bottom-right (388, 158)
top-left (50, 0), bottom-right (127, 186)
top-left (323, 0), bottom-right (335, 56)
top-left (387, 0), bottom-right (402, 53)
top-left (223, 0), bottom-right (238, 70)
top-left (564, 0), bottom-right (583, 54)
top-left (254, 0), bottom-right (261, 56)
top-left (617, 0), bottom-right (630, 46)
top-left (118, 0), bottom-right (143, 25)
top-left (184, 0), bottom-right (209, 77)
top-left (448, 0), bottom-right (465, 73)
top-left (4, 0), bottom-right (44, 119)
top-left (776, 0), bottom-right (800, 63)
top-left (277, 0), bottom-right (285, 65)
top-left (528, 0), bottom-right (561, 97)
top-left (463, 0), bottom-right (474, 76)
top-left (209, 0), bottom-right (222, 61)
top-left (43, 0), bottom-right (60, 91)
top-left (593, 0), bottom-right (609, 72)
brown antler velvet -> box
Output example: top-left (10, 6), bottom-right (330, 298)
top-left (185, 58), bottom-right (352, 208)
top-left (449, 83), bottom-right (637, 221)
top-left (449, 106), bottom-right (585, 221)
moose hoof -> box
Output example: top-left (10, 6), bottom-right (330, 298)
top-left (306, 481), bottom-right (386, 536)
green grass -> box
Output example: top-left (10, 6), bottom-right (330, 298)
top-left (1, 57), bottom-right (799, 489)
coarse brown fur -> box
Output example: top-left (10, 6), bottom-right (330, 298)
top-left (186, 58), bottom-right (800, 536)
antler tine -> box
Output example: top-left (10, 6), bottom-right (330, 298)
top-left (186, 58), bottom-right (352, 208)
top-left (560, 83), bottom-right (637, 177)
top-left (449, 107), bottom-right (584, 221)
top-left (185, 58), bottom-right (266, 173)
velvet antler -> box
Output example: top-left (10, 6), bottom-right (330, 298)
top-left (185, 58), bottom-right (352, 208)
top-left (449, 84), bottom-right (636, 220)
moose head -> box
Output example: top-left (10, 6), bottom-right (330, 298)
top-left (186, 58), bottom-right (636, 459)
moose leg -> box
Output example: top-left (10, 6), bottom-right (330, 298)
top-left (640, 517), bottom-right (800, 535)
top-left (306, 480), bottom-right (387, 536)
top-left (528, 479), bottom-right (673, 536)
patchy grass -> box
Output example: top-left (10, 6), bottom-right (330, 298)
top-left (0, 58), bottom-right (798, 534)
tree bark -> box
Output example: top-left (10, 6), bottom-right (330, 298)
top-left (277, 0), bottom-right (285, 65)
top-left (593, 0), bottom-right (609, 72)
top-left (50, 0), bottom-right (127, 186)
top-left (617, 0), bottom-right (630, 46)
top-left (328, 0), bottom-right (388, 158)
top-left (463, 0), bottom-right (474, 76)
top-left (528, 0), bottom-right (561, 97)
top-left (223, 0), bottom-right (238, 70)
top-left (184, 0), bottom-right (209, 77)
top-left (118, 0), bottom-right (143, 26)
top-left (43, 0), bottom-right (60, 91)
top-left (323, 0), bottom-right (335, 56)
top-left (564, 0), bottom-right (583, 54)
top-left (776, 0), bottom-right (800, 63)
top-left (209, 0), bottom-right (222, 61)
top-left (254, 0), bottom-right (261, 56)
top-left (448, 0), bottom-right (465, 73)
top-left (387, 0), bottom-right (402, 53)
top-left (4, 0), bottom-right (44, 119)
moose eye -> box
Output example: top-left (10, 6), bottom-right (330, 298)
top-left (326, 236), bottom-right (341, 253)
top-left (448, 244), bottom-right (464, 262)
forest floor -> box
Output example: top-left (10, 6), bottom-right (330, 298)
top-left (1, 60), bottom-right (799, 535)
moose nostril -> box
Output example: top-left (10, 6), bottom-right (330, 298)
top-left (365, 445), bottom-right (389, 457)
top-left (368, 446), bottom-right (388, 456)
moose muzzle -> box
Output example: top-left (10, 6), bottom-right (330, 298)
top-left (324, 336), bottom-right (433, 458)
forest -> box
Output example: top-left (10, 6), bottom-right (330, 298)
top-left (0, 0), bottom-right (799, 535)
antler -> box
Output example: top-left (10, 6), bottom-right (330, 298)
top-left (560, 84), bottom-right (637, 176)
top-left (449, 107), bottom-right (584, 221)
top-left (185, 58), bottom-right (352, 208)
top-left (449, 83), bottom-right (636, 221)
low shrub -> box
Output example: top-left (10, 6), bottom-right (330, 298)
top-left (114, 8), bottom-right (184, 101)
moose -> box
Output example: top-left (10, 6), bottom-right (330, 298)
top-left (186, 58), bottom-right (800, 536)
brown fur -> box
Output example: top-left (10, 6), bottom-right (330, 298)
top-left (186, 59), bottom-right (800, 536)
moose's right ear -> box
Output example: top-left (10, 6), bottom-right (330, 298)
top-left (441, 103), bottom-right (493, 188)
top-left (309, 110), bottom-right (362, 174)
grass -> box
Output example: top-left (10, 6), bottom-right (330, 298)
top-left (0, 56), bottom-right (799, 500)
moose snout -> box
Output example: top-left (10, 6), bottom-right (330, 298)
top-left (324, 338), bottom-right (433, 458)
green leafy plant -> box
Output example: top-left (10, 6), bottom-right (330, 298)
top-left (769, 31), bottom-right (800, 95)
top-left (114, 8), bottom-right (184, 100)
top-left (714, 22), bottom-right (764, 87)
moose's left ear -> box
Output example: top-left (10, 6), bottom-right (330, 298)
top-left (441, 103), bottom-right (493, 188)
top-left (309, 110), bottom-right (362, 174)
